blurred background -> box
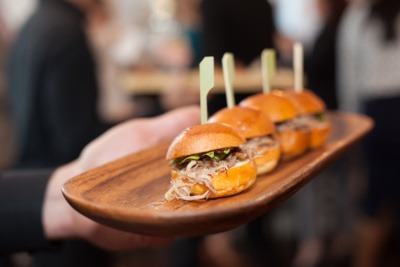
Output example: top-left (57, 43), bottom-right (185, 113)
top-left (1, 0), bottom-right (399, 266)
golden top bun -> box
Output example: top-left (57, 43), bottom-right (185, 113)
top-left (166, 122), bottom-right (246, 160)
top-left (172, 160), bottom-right (257, 198)
top-left (208, 106), bottom-right (276, 138)
top-left (239, 93), bottom-right (298, 123)
top-left (277, 89), bottom-right (326, 115)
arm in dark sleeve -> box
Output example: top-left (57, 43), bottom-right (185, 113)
top-left (0, 169), bottom-right (54, 254)
top-left (41, 29), bottom-right (108, 164)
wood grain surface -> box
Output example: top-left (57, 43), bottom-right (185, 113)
top-left (62, 112), bottom-right (373, 237)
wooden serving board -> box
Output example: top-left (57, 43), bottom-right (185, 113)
top-left (62, 112), bottom-right (373, 237)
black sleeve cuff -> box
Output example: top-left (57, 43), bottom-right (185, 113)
top-left (0, 169), bottom-right (55, 254)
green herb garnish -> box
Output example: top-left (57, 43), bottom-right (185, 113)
top-left (214, 149), bottom-right (230, 161)
top-left (169, 158), bottom-right (181, 166)
top-left (169, 149), bottom-right (231, 166)
top-left (202, 151), bottom-right (215, 158)
top-left (179, 155), bottom-right (201, 164)
top-left (316, 112), bottom-right (325, 122)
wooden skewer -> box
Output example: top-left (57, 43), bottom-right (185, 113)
top-left (293, 42), bottom-right (304, 93)
top-left (199, 57), bottom-right (215, 124)
top-left (222, 53), bottom-right (236, 108)
top-left (261, 49), bottom-right (276, 94)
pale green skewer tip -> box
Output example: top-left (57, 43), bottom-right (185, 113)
top-left (199, 57), bottom-right (215, 124)
top-left (222, 53), bottom-right (236, 109)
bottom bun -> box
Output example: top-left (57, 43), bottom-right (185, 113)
top-left (310, 123), bottom-right (330, 149)
top-left (279, 130), bottom-right (310, 161)
top-left (172, 160), bottom-right (257, 199)
top-left (255, 145), bottom-right (281, 174)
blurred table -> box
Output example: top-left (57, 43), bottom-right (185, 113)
top-left (119, 67), bottom-right (296, 94)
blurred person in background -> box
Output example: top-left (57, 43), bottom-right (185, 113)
top-left (95, 0), bottom-right (199, 118)
top-left (196, 1), bottom-right (282, 266)
top-left (5, 0), bottom-right (115, 265)
top-left (3, 0), bottom-right (200, 265)
top-left (200, 0), bottom-right (275, 68)
top-left (278, 2), bottom-right (352, 266)
top-left (305, 0), bottom-right (347, 110)
top-left (0, 10), bottom-right (16, 170)
top-left (291, 2), bottom-right (349, 267)
top-left (200, 0), bottom-right (276, 115)
top-left (175, 0), bottom-right (203, 67)
top-left (157, 0), bottom-right (202, 112)
top-left (84, 0), bottom-right (138, 123)
top-left (273, 0), bottom-right (322, 65)
top-left (0, 0), bottom-right (38, 38)
top-left (7, 0), bottom-right (111, 170)
top-left (337, 0), bottom-right (400, 266)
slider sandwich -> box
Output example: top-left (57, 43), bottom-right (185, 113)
top-left (277, 89), bottom-right (330, 149)
top-left (165, 123), bottom-right (257, 201)
top-left (240, 93), bottom-right (310, 161)
top-left (208, 106), bottom-right (280, 174)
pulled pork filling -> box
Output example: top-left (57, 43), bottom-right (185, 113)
top-left (276, 113), bottom-right (326, 133)
top-left (165, 147), bottom-right (254, 201)
top-left (240, 135), bottom-right (279, 156)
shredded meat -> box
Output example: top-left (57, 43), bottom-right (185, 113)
top-left (241, 135), bottom-right (279, 157)
top-left (165, 148), bottom-right (251, 201)
top-left (276, 115), bottom-right (323, 133)
top-left (226, 154), bottom-right (237, 168)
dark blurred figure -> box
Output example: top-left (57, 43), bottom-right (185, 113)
top-left (7, 0), bottom-right (110, 170)
top-left (200, 0), bottom-right (275, 66)
top-left (0, 13), bottom-right (16, 170)
top-left (292, 1), bottom-right (350, 267)
top-left (194, 1), bottom-right (281, 266)
top-left (173, 1), bottom-right (277, 266)
top-left (6, 0), bottom-right (112, 266)
top-left (305, 0), bottom-right (347, 110)
top-left (200, 0), bottom-right (276, 115)
top-left (337, 0), bottom-right (400, 266)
